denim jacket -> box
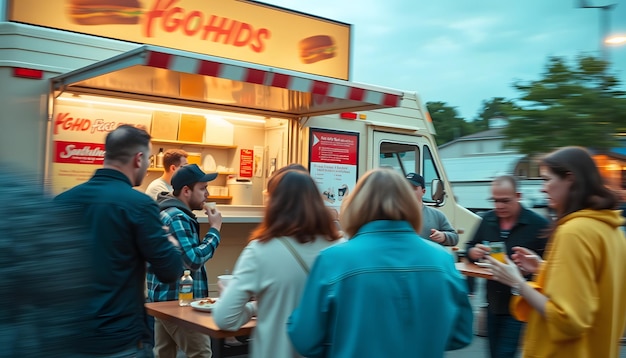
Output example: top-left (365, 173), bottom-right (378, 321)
top-left (288, 220), bottom-right (473, 357)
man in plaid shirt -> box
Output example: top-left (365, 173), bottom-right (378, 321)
top-left (147, 164), bottom-right (222, 358)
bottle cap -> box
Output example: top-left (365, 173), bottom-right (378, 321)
top-left (184, 270), bottom-right (191, 275)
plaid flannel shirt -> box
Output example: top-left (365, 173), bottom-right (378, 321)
top-left (147, 206), bottom-right (220, 302)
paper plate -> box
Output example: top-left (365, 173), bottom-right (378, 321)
top-left (190, 298), bottom-right (219, 312)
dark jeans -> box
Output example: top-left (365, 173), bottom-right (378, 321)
top-left (466, 276), bottom-right (476, 295)
top-left (487, 310), bottom-right (523, 358)
top-left (146, 314), bottom-right (155, 346)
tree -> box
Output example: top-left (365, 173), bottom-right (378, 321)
top-left (426, 101), bottom-right (474, 145)
top-left (503, 55), bottom-right (626, 156)
top-left (473, 97), bottom-right (518, 131)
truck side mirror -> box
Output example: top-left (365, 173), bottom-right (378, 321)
top-left (431, 179), bottom-right (445, 205)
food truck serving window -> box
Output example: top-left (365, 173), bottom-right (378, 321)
top-left (48, 45), bottom-right (402, 197)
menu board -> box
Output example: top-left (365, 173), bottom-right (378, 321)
top-left (308, 128), bottom-right (359, 214)
top-left (51, 103), bottom-right (152, 194)
top-left (239, 149), bottom-right (254, 178)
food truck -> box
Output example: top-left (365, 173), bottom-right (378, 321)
top-left (0, 0), bottom-right (480, 288)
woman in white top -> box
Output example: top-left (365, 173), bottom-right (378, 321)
top-left (212, 168), bottom-right (343, 358)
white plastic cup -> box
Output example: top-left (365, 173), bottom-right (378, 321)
top-left (217, 274), bottom-right (234, 296)
top-left (204, 202), bottom-right (217, 212)
top-left (217, 274), bottom-right (233, 288)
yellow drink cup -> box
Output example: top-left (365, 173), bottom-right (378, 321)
top-left (490, 242), bottom-right (507, 263)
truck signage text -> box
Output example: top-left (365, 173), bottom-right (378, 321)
top-left (144, 0), bottom-right (271, 53)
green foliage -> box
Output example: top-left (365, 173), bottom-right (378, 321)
top-left (426, 101), bottom-right (475, 145)
top-left (473, 97), bottom-right (518, 131)
top-left (504, 55), bottom-right (626, 156)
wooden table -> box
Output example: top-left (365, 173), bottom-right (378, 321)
top-left (455, 260), bottom-right (493, 279)
top-left (145, 301), bottom-right (256, 358)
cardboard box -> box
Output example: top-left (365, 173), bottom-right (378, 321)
top-left (186, 152), bottom-right (202, 166)
top-left (150, 111), bottom-right (179, 140)
top-left (178, 114), bottom-right (206, 142)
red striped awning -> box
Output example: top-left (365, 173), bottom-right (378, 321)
top-left (52, 45), bottom-right (403, 116)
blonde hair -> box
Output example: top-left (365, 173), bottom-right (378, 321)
top-left (340, 168), bottom-right (422, 237)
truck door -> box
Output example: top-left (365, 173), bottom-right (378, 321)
top-left (372, 131), bottom-right (444, 205)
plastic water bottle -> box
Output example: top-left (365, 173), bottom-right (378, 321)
top-left (178, 270), bottom-right (193, 306)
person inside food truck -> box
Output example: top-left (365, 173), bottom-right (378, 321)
top-left (145, 149), bottom-right (189, 200)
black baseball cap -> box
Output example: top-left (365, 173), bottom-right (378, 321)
top-left (406, 173), bottom-right (425, 188)
top-left (171, 164), bottom-right (218, 191)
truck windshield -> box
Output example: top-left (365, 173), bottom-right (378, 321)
top-left (379, 142), bottom-right (441, 203)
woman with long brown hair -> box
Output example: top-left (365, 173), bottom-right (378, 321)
top-left (212, 168), bottom-right (343, 358)
top-left (487, 146), bottom-right (626, 358)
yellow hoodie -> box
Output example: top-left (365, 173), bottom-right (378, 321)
top-left (511, 209), bottom-right (626, 357)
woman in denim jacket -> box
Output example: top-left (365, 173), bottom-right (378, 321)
top-left (288, 168), bottom-right (473, 358)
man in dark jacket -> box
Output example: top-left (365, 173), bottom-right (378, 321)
top-left (466, 175), bottom-right (548, 358)
top-left (55, 125), bottom-right (182, 357)
top-left (0, 167), bottom-right (91, 357)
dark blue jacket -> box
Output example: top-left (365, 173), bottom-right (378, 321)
top-left (55, 168), bottom-right (182, 354)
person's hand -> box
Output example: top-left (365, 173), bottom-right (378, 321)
top-left (484, 255), bottom-right (525, 287)
top-left (429, 229), bottom-right (445, 243)
top-left (511, 246), bottom-right (543, 274)
top-left (468, 243), bottom-right (491, 261)
top-left (206, 207), bottom-right (223, 231)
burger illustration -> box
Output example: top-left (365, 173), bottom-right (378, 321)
top-left (67, 0), bottom-right (143, 25)
top-left (298, 35), bottom-right (336, 64)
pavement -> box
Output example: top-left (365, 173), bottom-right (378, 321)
top-left (444, 278), bottom-right (493, 358)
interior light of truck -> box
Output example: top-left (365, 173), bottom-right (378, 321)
top-left (13, 67), bottom-right (43, 79)
top-left (340, 112), bottom-right (358, 120)
top-left (57, 95), bottom-right (266, 124)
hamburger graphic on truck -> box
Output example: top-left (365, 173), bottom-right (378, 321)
top-left (67, 0), bottom-right (143, 25)
top-left (299, 35), bottom-right (336, 64)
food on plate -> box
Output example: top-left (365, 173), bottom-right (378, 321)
top-left (198, 298), bottom-right (217, 305)
top-left (299, 35), bottom-right (336, 64)
top-left (67, 0), bottom-right (143, 25)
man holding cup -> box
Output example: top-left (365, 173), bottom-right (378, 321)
top-left (147, 164), bottom-right (222, 358)
top-left (466, 175), bottom-right (549, 358)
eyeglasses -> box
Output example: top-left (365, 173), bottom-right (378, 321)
top-left (488, 197), bottom-right (513, 204)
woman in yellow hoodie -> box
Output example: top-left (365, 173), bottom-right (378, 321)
top-left (487, 146), bottom-right (626, 358)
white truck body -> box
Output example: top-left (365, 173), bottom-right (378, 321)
top-left (0, 10), bottom-right (480, 256)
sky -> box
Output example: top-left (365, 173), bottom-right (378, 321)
top-left (262, 0), bottom-right (626, 120)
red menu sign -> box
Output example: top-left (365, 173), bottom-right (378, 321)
top-left (310, 131), bottom-right (358, 165)
top-left (240, 149), bottom-right (254, 178)
top-left (309, 129), bottom-right (359, 213)
top-left (54, 141), bottom-right (105, 165)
